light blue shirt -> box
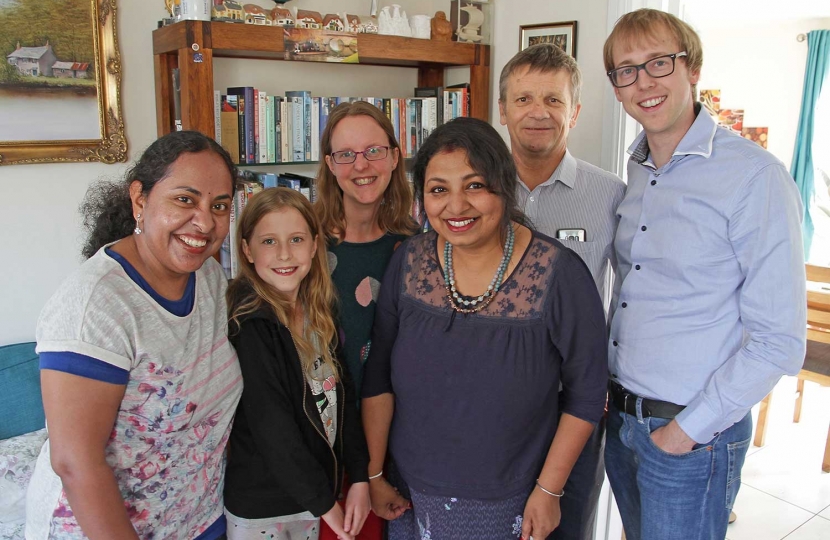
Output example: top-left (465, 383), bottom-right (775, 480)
top-left (609, 106), bottom-right (807, 443)
top-left (516, 150), bottom-right (625, 309)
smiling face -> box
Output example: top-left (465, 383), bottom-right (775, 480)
top-left (242, 207), bottom-right (317, 305)
top-left (611, 24), bottom-right (699, 146)
top-left (130, 150), bottom-right (232, 280)
top-left (325, 114), bottom-right (399, 211)
top-left (499, 66), bottom-right (581, 162)
top-left (423, 148), bottom-right (505, 252)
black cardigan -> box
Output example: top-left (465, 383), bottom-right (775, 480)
top-left (223, 298), bottom-right (370, 519)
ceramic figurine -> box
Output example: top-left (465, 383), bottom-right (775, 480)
top-left (212, 0), bottom-right (244, 22)
top-left (243, 4), bottom-right (269, 25)
top-left (456, 3), bottom-right (483, 42)
top-left (342, 13), bottom-right (361, 33)
top-left (295, 9), bottom-right (323, 29)
top-left (431, 11), bottom-right (452, 41)
top-left (270, 6), bottom-right (294, 26)
top-left (323, 14), bottom-right (345, 32)
top-left (410, 14), bottom-right (431, 39)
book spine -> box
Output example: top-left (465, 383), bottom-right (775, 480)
top-left (258, 90), bottom-right (267, 163)
top-left (274, 97), bottom-right (283, 163)
top-left (292, 97), bottom-right (304, 162)
top-left (172, 69), bottom-right (182, 132)
top-left (311, 97), bottom-right (320, 162)
top-left (214, 90), bottom-right (221, 144)
top-left (281, 99), bottom-right (289, 162)
top-left (266, 96), bottom-right (275, 164)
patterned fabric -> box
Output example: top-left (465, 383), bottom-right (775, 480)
top-left (226, 509), bottom-right (319, 540)
top-left (27, 248), bottom-right (243, 540)
top-left (306, 357), bottom-right (337, 447)
top-left (0, 429), bottom-right (48, 536)
top-left (388, 469), bottom-right (532, 540)
top-left (327, 233), bottom-right (407, 395)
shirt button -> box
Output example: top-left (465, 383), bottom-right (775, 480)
top-left (651, 180), bottom-right (657, 186)
top-left (621, 302), bottom-right (628, 308)
top-left (529, 197), bottom-right (535, 202)
top-left (635, 264), bottom-right (641, 270)
top-left (641, 225), bottom-right (647, 232)
top-left (613, 341), bottom-right (618, 347)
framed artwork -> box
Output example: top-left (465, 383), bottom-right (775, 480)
top-left (0, 0), bottom-right (127, 166)
top-left (519, 21), bottom-right (577, 58)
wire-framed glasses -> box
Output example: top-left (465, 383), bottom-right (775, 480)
top-left (330, 145), bottom-right (390, 164)
top-left (607, 51), bottom-right (688, 88)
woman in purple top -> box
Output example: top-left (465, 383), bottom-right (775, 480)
top-left (361, 118), bottom-right (608, 540)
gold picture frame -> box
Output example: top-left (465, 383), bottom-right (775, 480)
top-left (0, 0), bottom-right (127, 166)
top-left (519, 21), bottom-right (578, 58)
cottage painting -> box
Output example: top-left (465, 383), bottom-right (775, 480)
top-left (0, 0), bottom-right (100, 142)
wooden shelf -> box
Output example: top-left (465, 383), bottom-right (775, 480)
top-left (153, 20), bottom-right (490, 136)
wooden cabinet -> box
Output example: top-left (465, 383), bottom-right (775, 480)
top-left (152, 21), bottom-right (491, 138)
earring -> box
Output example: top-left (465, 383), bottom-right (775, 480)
top-left (134, 213), bottom-right (142, 235)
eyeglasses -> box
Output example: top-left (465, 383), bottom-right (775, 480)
top-left (606, 51), bottom-right (688, 88)
top-left (329, 145), bottom-right (390, 164)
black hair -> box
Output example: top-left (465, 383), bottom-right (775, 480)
top-left (80, 131), bottom-right (237, 259)
top-left (411, 117), bottom-right (531, 238)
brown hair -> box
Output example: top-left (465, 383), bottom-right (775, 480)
top-left (228, 188), bottom-right (339, 379)
top-left (499, 43), bottom-right (582, 108)
top-left (314, 101), bottom-right (418, 242)
top-left (603, 9), bottom-right (702, 96)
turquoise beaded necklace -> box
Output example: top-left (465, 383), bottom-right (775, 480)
top-left (442, 225), bottom-right (515, 314)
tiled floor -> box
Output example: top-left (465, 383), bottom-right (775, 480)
top-left (726, 376), bottom-right (830, 540)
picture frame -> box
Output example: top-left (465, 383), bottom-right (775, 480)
top-left (519, 21), bottom-right (578, 58)
top-left (0, 0), bottom-right (127, 166)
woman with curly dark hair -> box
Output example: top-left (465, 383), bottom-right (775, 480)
top-left (26, 131), bottom-right (243, 540)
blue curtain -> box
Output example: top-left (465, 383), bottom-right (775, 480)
top-left (792, 30), bottom-right (830, 259)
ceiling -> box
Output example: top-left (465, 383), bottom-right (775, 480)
top-left (684, 0), bottom-right (830, 26)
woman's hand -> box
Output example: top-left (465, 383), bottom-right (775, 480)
top-left (521, 487), bottom-right (561, 540)
top-left (321, 502), bottom-right (355, 540)
top-left (344, 481), bottom-right (371, 535)
top-left (369, 477), bottom-right (411, 520)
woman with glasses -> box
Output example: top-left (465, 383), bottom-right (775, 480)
top-left (314, 101), bottom-right (419, 539)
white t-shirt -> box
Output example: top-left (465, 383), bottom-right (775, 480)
top-left (26, 247), bottom-right (242, 540)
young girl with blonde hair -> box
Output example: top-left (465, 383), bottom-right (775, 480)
top-left (224, 188), bottom-right (370, 540)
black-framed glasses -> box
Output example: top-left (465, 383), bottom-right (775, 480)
top-left (607, 51), bottom-right (688, 88)
top-left (330, 145), bottom-right (390, 164)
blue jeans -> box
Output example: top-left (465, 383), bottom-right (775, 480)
top-left (605, 401), bottom-right (752, 540)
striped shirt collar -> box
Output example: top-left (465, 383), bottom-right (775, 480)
top-left (627, 103), bottom-right (718, 167)
top-left (518, 149), bottom-right (578, 191)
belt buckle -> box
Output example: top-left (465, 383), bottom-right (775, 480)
top-left (623, 392), bottom-right (631, 414)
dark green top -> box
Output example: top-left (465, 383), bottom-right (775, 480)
top-left (328, 233), bottom-right (408, 396)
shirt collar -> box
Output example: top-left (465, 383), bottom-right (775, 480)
top-left (627, 103), bottom-right (718, 166)
top-left (518, 150), bottom-right (578, 191)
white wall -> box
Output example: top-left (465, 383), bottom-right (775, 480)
top-left (693, 18), bottom-right (830, 168)
top-left (0, 0), bottom-right (612, 345)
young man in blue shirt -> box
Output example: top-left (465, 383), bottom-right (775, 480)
top-left (603, 9), bottom-right (806, 540)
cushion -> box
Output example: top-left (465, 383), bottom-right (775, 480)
top-left (0, 428), bottom-right (48, 535)
top-left (804, 339), bottom-right (830, 377)
top-left (0, 343), bottom-right (45, 440)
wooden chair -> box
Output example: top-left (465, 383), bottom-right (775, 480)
top-left (753, 264), bottom-right (830, 472)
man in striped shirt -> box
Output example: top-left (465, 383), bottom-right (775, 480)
top-left (498, 44), bottom-right (624, 540)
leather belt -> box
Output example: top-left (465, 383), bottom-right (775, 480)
top-left (608, 380), bottom-right (686, 419)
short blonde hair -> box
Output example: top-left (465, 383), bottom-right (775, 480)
top-left (603, 9), bottom-right (702, 95)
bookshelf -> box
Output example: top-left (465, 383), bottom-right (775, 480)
top-left (152, 20), bottom-right (491, 139)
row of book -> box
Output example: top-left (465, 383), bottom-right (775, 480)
top-left (219, 170), bottom-right (317, 279)
top-left (212, 85), bottom-right (471, 166)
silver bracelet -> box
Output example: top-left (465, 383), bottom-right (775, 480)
top-left (368, 470), bottom-right (384, 480)
top-left (535, 479), bottom-right (565, 498)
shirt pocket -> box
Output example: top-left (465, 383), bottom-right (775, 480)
top-left (557, 239), bottom-right (599, 273)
